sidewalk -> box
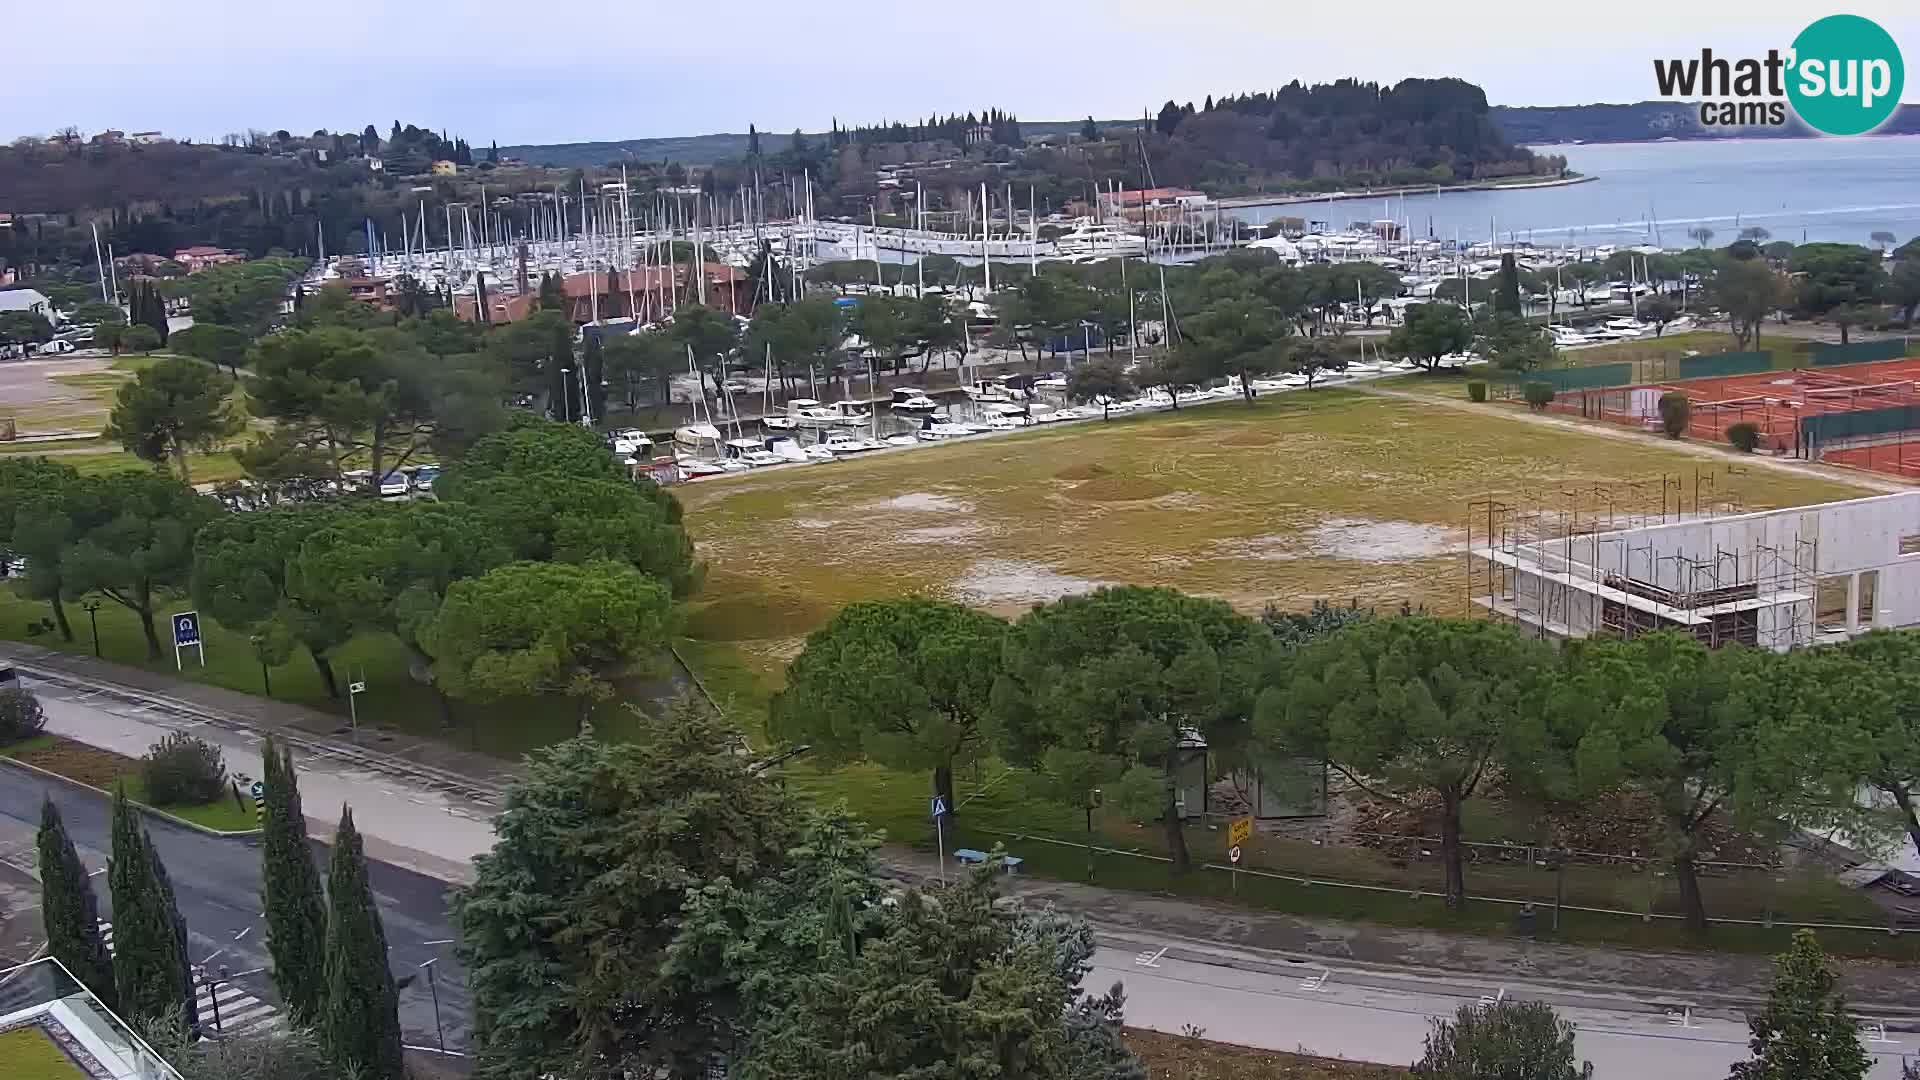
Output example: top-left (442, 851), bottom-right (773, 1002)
top-left (12, 641), bottom-right (1920, 1013)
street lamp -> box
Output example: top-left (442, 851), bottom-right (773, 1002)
top-left (418, 957), bottom-right (446, 1052)
top-left (81, 598), bottom-right (101, 658)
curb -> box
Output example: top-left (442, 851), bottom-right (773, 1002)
top-left (0, 755), bottom-right (263, 840)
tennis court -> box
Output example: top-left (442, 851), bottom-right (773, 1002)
top-left (1545, 355), bottom-right (1920, 474)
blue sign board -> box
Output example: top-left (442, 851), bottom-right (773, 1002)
top-left (930, 795), bottom-right (949, 819)
top-left (250, 781), bottom-right (265, 799)
top-left (172, 611), bottom-right (201, 647)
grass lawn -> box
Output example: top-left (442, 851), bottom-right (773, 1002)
top-left (675, 389), bottom-right (1865, 687)
top-left (0, 1026), bottom-right (88, 1080)
top-left (2, 734), bottom-right (258, 832)
top-left (1126, 1029), bottom-right (1404, 1079)
top-left (0, 582), bottom-right (664, 759)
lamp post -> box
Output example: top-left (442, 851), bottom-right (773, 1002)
top-left (418, 957), bottom-right (446, 1052)
top-left (81, 599), bottom-right (101, 658)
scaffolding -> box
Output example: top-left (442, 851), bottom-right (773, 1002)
top-left (1466, 470), bottom-right (1816, 651)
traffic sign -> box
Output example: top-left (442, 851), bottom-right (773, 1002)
top-left (1227, 815), bottom-right (1253, 849)
top-left (250, 781), bottom-right (264, 799)
top-left (930, 795), bottom-right (949, 819)
top-left (1228, 845), bottom-right (1242, 865)
top-left (172, 611), bottom-right (201, 647)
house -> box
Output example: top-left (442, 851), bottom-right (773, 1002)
top-left (0, 288), bottom-right (52, 317)
top-left (339, 277), bottom-right (394, 307)
top-left (431, 160), bottom-right (459, 176)
top-left (91, 129), bottom-right (126, 145)
top-left (1096, 187), bottom-right (1209, 217)
top-left (364, 155), bottom-right (385, 172)
top-left (114, 252), bottom-right (171, 275)
top-left (171, 246), bottom-right (247, 273)
top-left (964, 124), bottom-right (994, 146)
top-left (1469, 490), bottom-right (1920, 652)
top-left (0, 957), bottom-right (183, 1079)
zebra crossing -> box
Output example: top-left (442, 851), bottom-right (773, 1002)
top-left (97, 922), bottom-right (281, 1036)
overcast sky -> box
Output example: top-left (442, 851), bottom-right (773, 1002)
top-left (4, 1), bottom-right (1914, 145)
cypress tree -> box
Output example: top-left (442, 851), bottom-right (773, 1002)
top-left (322, 808), bottom-right (402, 1080)
top-left (108, 789), bottom-right (191, 1031)
top-left (1494, 253), bottom-right (1522, 315)
top-left (260, 737), bottom-right (328, 1026)
top-left (37, 799), bottom-right (116, 1008)
top-left (151, 853), bottom-right (199, 1032)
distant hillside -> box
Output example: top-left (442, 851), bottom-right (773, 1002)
top-left (1492, 101), bottom-right (1920, 144)
top-left (501, 118), bottom-right (1145, 168)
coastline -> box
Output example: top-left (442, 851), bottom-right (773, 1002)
top-left (1214, 173), bottom-right (1597, 212)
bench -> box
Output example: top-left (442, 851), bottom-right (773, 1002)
top-left (953, 849), bottom-right (1023, 873)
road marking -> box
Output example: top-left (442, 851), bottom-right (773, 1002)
top-left (98, 922), bottom-right (282, 1036)
top-left (1133, 947), bottom-right (1168, 968)
top-left (1298, 966), bottom-right (1332, 992)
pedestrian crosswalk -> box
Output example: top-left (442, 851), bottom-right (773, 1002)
top-left (97, 922), bottom-right (281, 1036)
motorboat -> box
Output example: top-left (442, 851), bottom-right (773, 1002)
top-left (917, 416), bottom-right (975, 440)
top-left (884, 433), bottom-right (919, 447)
top-left (762, 413), bottom-right (799, 431)
top-left (678, 460), bottom-right (727, 478)
top-left (611, 432), bottom-right (655, 458)
top-left (762, 436), bottom-right (811, 463)
top-left (723, 437), bottom-right (783, 468)
top-left (781, 398), bottom-right (842, 428)
top-left (1034, 372), bottom-right (1069, 391)
top-left (803, 445), bottom-right (836, 461)
top-left (891, 387), bottom-right (940, 413)
top-left (673, 423), bottom-right (726, 458)
top-left (829, 400), bottom-right (872, 425)
top-left (822, 430), bottom-right (883, 455)
top-left (962, 379), bottom-right (1013, 403)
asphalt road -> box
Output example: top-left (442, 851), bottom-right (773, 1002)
top-left (0, 767), bottom-right (470, 1052)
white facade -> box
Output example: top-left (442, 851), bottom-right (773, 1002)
top-left (1473, 491), bottom-right (1920, 651)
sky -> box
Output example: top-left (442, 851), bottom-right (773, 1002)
top-left (4, 0), bottom-right (1915, 146)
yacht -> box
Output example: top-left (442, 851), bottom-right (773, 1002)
top-left (673, 423), bottom-right (725, 460)
top-left (1034, 372), bottom-right (1069, 391)
top-left (884, 432), bottom-right (920, 447)
top-left (762, 436), bottom-right (812, 463)
top-left (762, 412), bottom-right (799, 431)
top-left (1052, 221), bottom-right (1149, 257)
top-left (1547, 325), bottom-right (1593, 347)
top-left (781, 398), bottom-right (842, 428)
top-left (829, 400), bottom-right (872, 425)
top-left (962, 378), bottom-right (1013, 402)
top-left (822, 430), bottom-right (883, 455)
top-left (677, 459), bottom-right (727, 479)
top-left (723, 437), bottom-right (783, 468)
top-left (891, 387), bottom-right (940, 413)
top-left (917, 416), bottom-right (975, 440)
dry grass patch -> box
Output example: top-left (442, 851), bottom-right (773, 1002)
top-left (677, 391), bottom-right (1866, 682)
top-left (1126, 1029), bottom-right (1405, 1079)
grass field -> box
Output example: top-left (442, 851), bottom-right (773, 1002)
top-left (676, 389), bottom-right (1865, 684)
top-left (0, 1025), bottom-right (87, 1080)
top-left (1, 734), bottom-right (257, 832)
top-left (1, 353), bottom-right (252, 481)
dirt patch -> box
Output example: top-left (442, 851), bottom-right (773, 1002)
top-left (1125, 1029), bottom-right (1404, 1078)
top-left (867, 492), bottom-right (970, 513)
top-left (7, 737), bottom-right (136, 788)
top-left (1064, 471), bottom-right (1175, 503)
top-left (1235, 518), bottom-right (1462, 563)
top-left (899, 523), bottom-right (987, 545)
top-left (949, 559), bottom-right (1109, 607)
top-left (1054, 462), bottom-right (1111, 482)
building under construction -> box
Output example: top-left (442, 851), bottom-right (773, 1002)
top-left (1468, 479), bottom-right (1920, 651)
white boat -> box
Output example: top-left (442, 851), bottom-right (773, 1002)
top-left (803, 445), bottom-right (836, 461)
top-left (884, 433), bottom-right (919, 447)
top-left (762, 413), bottom-right (799, 431)
top-left (828, 400), bottom-right (872, 425)
top-left (917, 418), bottom-right (975, 440)
top-left (781, 398), bottom-right (842, 428)
top-left (763, 436), bottom-right (812, 463)
top-left (822, 431), bottom-right (882, 455)
top-left (673, 423), bottom-right (725, 458)
top-left (1034, 373), bottom-right (1069, 391)
top-left (962, 379), bottom-right (1013, 403)
top-left (891, 387), bottom-right (940, 413)
top-left (1053, 221), bottom-right (1148, 257)
top-left (723, 437), bottom-right (783, 468)
top-left (678, 460), bottom-right (727, 478)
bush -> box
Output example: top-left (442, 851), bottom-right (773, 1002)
top-left (0, 687), bottom-right (47, 744)
top-left (1417, 1000), bottom-right (1592, 1079)
top-left (1466, 379), bottom-right (1487, 403)
top-left (1658, 391), bottom-right (1692, 438)
top-left (1522, 381), bottom-right (1555, 411)
top-left (1726, 421), bottom-right (1762, 453)
top-left (140, 732), bottom-right (227, 806)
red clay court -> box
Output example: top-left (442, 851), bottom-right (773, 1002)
top-left (1547, 355), bottom-right (1920, 477)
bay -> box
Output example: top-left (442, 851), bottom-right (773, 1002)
top-left (1224, 135), bottom-right (1920, 249)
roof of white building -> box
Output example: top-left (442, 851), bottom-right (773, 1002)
top-left (0, 288), bottom-right (51, 313)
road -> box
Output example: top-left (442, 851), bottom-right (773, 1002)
top-left (0, 766), bottom-right (470, 1052)
top-left (1097, 945), bottom-right (1919, 1077)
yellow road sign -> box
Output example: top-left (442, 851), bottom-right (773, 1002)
top-left (1227, 815), bottom-right (1253, 849)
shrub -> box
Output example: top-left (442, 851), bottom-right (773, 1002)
top-left (1417, 1000), bottom-right (1592, 1079)
top-left (140, 732), bottom-right (227, 806)
top-left (1466, 379), bottom-right (1488, 403)
top-left (1726, 421), bottom-right (1762, 453)
top-left (1658, 391), bottom-right (1692, 438)
top-left (1522, 381), bottom-right (1554, 411)
top-left (0, 687), bottom-right (47, 744)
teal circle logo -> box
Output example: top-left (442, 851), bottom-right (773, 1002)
top-left (1787, 15), bottom-right (1905, 136)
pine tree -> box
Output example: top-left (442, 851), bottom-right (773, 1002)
top-left (108, 789), bottom-right (191, 1032)
top-left (37, 799), bottom-right (116, 1008)
top-left (322, 809), bottom-right (403, 1080)
top-left (1730, 929), bottom-right (1872, 1080)
top-left (260, 737), bottom-right (328, 1026)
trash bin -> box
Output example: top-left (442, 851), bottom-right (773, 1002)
top-left (1515, 902), bottom-right (1538, 938)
